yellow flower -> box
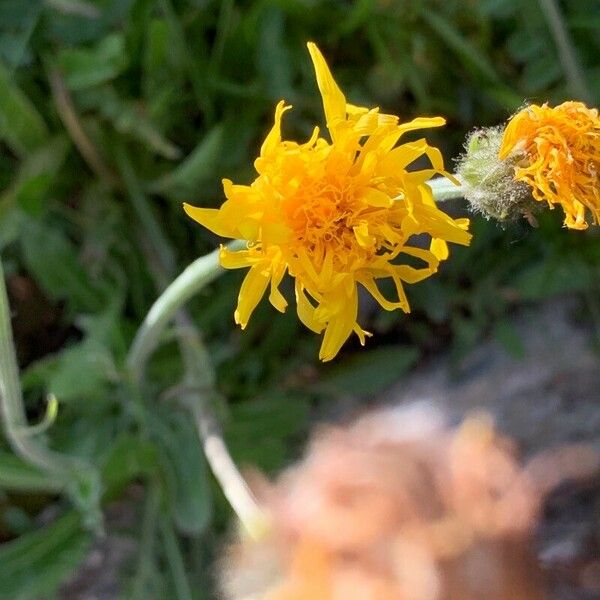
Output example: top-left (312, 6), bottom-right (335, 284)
top-left (184, 43), bottom-right (471, 361)
top-left (499, 101), bottom-right (600, 230)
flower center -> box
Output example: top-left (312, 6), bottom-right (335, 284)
top-left (282, 175), bottom-right (365, 258)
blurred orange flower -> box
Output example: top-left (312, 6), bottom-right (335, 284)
top-left (185, 43), bottom-right (470, 361)
top-left (220, 406), bottom-right (549, 600)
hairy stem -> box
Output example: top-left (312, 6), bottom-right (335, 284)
top-left (126, 240), bottom-right (242, 383)
top-left (429, 175), bottom-right (465, 201)
top-left (120, 153), bottom-right (263, 536)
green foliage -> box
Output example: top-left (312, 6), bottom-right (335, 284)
top-left (0, 512), bottom-right (92, 600)
top-left (0, 0), bottom-right (599, 597)
top-left (317, 346), bottom-right (419, 397)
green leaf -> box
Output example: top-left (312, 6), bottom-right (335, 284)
top-left (521, 55), bottom-right (562, 92)
top-left (152, 412), bottom-right (212, 535)
top-left (88, 86), bottom-right (181, 159)
top-left (0, 1), bottom-right (41, 69)
top-left (227, 393), bottom-right (310, 473)
top-left (44, 0), bottom-right (100, 19)
top-left (1, 135), bottom-right (70, 215)
top-left (101, 434), bottom-right (160, 500)
top-left (46, 338), bottom-right (116, 402)
top-left (0, 60), bottom-right (48, 156)
top-left (256, 8), bottom-right (293, 100)
top-left (57, 32), bottom-right (128, 90)
top-left (0, 451), bottom-right (63, 493)
top-left (148, 125), bottom-right (224, 199)
top-left (0, 511), bottom-right (91, 600)
top-left (450, 315), bottom-right (482, 362)
top-left (317, 346), bottom-right (419, 397)
top-left (20, 219), bottom-right (105, 312)
top-left (512, 257), bottom-right (593, 300)
top-left (419, 10), bottom-right (499, 83)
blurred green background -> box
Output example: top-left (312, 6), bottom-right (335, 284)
top-left (0, 0), bottom-right (599, 598)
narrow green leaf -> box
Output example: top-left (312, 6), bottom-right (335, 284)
top-left (0, 2), bottom-right (41, 69)
top-left (46, 338), bottom-right (116, 402)
top-left (0, 451), bottom-right (63, 493)
top-left (0, 511), bottom-right (91, 600)
top-left (44, 0), bottom-right (100, 19)
top-left (152, 412), bottom-right (212, 535)
top-left (1, 135), bottom-right (70, 215)
top-left (20, 219), bottom-right (104, 312)
top-left (91, 86), bottom-right (181, 159)
top-left (493, 320), bottom-right (525, 359)
top-left (0, 61), bottom-right (48, 156)
top-left (513, 257), bottom-right (592, 300)
top-left (256, 8), bottom-right (293, 100)
top-left (420, 10), bottom-right (500, 83)
top-left (227, 393), bottom-right (310, 473)
top-left (317, 346), bottom-right (419, 397)
top-left (148, 125), bottom-right (224, 199)
top-left (57, 32), bottom-right (127, 90)
top-left (101, 434), bottom-right (160, 500)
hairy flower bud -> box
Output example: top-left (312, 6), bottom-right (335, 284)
top-left (457, 126), bottom-right (538, 224)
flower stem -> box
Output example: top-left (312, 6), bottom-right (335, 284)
top-left (429, 176), bottom-right (465, 201)
top-left (119, 152), bottom-right (263, 536)
top-left (126, 240), bottom-right (244, 383)
top-left (175, 311), bottom-right (265, 538)
top-left (0, 259), bottom-right (102, 530)
top-left (0, 260), bottom-right (70, 474)
top-left (127, 261), bottom-right (265, 536)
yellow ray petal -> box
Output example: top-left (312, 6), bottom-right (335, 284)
top-left (396, 116), bottom-right (446, 137)
top-left (234, 262), bottom-right (271, 328)
top-left (363, 187), bottom-right (393, 208)
top-left (295, 283), bottom-right (323, 333)
top-left (358, 276), bottom-right (406, 312)
top-left (260, 101), bottom-right (292, 157)
top-left (219, 246), bottom-right (262, 269)
top-left (183, 203), bottom-right (237, 238)
top-left (307, 42), bottom-right (346, 139)
top-left (318, 287), bottom-right (358, 361)
top-left (269, 259), bottom-right (288, 313)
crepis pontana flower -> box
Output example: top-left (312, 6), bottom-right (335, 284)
top-left (184, 43), bottom-right (471, 360)
top-left (499, 101), bottom-right (600, 230)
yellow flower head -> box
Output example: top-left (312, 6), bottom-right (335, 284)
top-left (499, 101), bottom-right (600, 230)
top-left (184, 43), bottom-right (471, 361)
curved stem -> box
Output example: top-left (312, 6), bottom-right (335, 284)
top-left (126, 253), bottom-right (265, 536)
top-left (0, 259), bottom-right (103, 530)
top-left (126, 240), bottom-right (243, 383)
top-left (194, 400), bottom-right (266, 538)
top-left (120, 152), bottom-right (262, 533)
top-left (0, 260), bottom-right (70, 475)
top-left (174, 311), bottom-right (265, 537)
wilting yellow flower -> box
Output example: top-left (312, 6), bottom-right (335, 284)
top-left (184, 43), bottom-right (471, 360)
top-left (499, 101), bottom-right (600, 230)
